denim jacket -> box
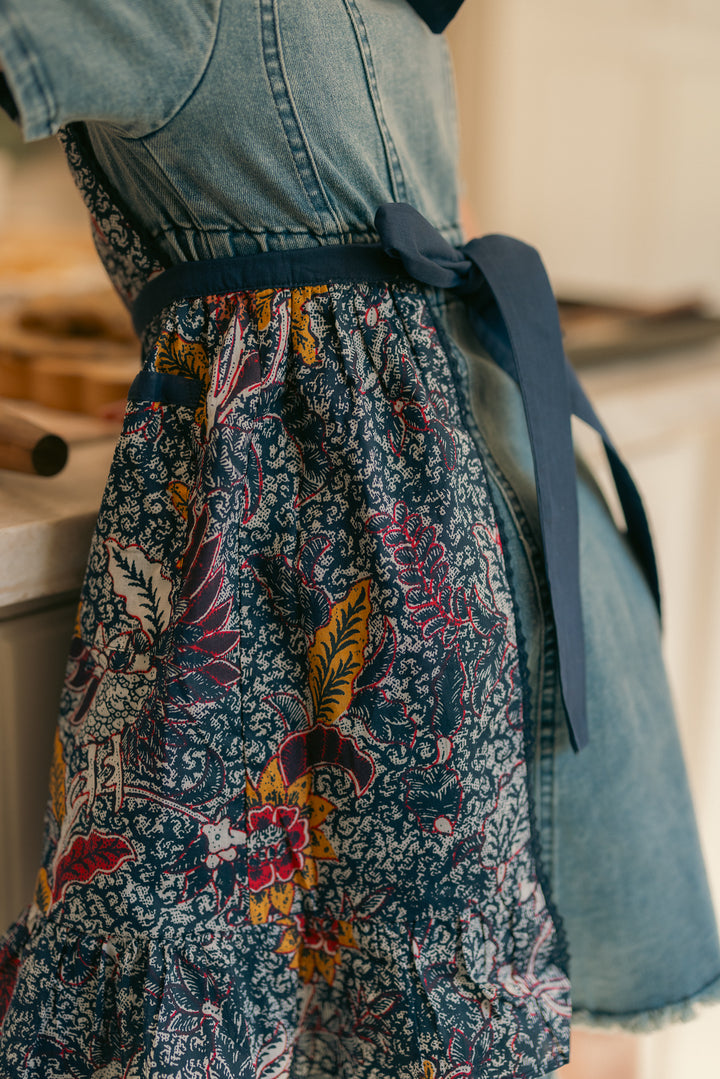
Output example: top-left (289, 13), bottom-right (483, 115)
top-left (0, 0), bottom-right (461, 262)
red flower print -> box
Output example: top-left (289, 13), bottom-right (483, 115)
top-left (246, 804), bottom-right (310, 892)
top-left (275, 912), bottom-right (358, 985)
top-left (245, 758), bottom-right (337, 925)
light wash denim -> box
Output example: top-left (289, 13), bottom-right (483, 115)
top-left (0, 0), bottom-right (460, 259)
top-left (443, 296), bottom-right (720, 1027)
top-left (0, 0), bottom-right (718, 1040)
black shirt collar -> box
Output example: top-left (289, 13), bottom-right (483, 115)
top-left (406, 0), bottom-right (465, 33)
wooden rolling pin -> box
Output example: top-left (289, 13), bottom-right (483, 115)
top-left (0, 403), bottom-right (68, 476)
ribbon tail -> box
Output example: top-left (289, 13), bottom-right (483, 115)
top-left (566, 364), bottom-right (661, 614)
top-left (465, 235), bottom-right (588, 751)
top-left (375, 203), bottom-right (660, 753)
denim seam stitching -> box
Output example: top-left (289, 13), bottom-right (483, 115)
top-left (259, 0), bottom-right (346, 238)
top-left (152, 224), bottom-right (384, 242)
top-left (91, 0), bottom-right (224, 142)
top-left (485, 455), bottom-right (561, 881)
top-left (0, 2), bottom-right (56, 138)
top-left (341, 0), bottom-right (408, 204)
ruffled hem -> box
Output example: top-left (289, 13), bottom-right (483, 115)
top-left (571, 971), bottom-right (720, 1033)
top-left (0, 904), bottom-right (570, 1079)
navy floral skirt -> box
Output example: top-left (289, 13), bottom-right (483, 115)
top-left (0, 280), bottom-right (571, 1077)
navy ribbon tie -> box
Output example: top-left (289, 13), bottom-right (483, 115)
top-left (376, 202), bottom-right (660, 752)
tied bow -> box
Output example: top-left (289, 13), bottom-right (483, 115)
top-left (376, 203), bottom-right (659, 752)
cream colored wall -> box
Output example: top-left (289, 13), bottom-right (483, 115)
top-left (448, 0), bottom-right (720, 307)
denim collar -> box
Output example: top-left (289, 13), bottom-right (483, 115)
top-left (406, 1), bottom-right (465, 34)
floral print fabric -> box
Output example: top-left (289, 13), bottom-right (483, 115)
top-left (0, 277), bottom-right (570, 1077)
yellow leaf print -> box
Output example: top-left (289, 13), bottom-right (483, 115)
top-left (337, 920), bottom-right (358, 949)
top-left (291, 286), bottom-right (328, 365)
top-left (306, 792), bottom-right (335, 831)
top-left (155, 329), bottom-right (210, 384)
top-left (254, 289), bottom-right (276, 332)
top-left (250, 758), bottom-right (287, 807)
top-left (249, 890), bottom-right (271, 925)
top-left (293, 857), bottom-right (318, 890)
top-left (34, 867), bottom-right (52, 914)
top-left (275, 916), bottom-right (359, 985)
top-left (269, 881), bottom-right (295, 916)
top-left (285, 769), bottom-right (313, 806)
top-left (49, 729), bottom-right (66, 827)
top-left (275, 925), bottom-right (300, 955)
top-left (206, 292), bottom-right (244, 329)
top-left (314, 951), bottom-right (336, 984)
top-left (290, 947), bottom-right (316, 983)
top-left (423, 1063), bottom-right (437, 1079)
top-left (154, 329), bottom-right (210, 425)
top-left (281, 771), bottom-right (335, 831)
top-left (245, 756), bottom-right (337, 924)
top-left (167, 480), bottom-right (190, 520)
top-left (309, 579), bottom-right (371, 725)
top-left (306, 831), bottom-right (336, 861)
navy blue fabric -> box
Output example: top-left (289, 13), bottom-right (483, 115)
top-left (406, 0), bottom-right (465, 33)
top-left (566, 365), bottom-right (660, 613)
top-left (131, 245), bottom-right (405, 335)
top-left (128, 369), bottom-right (203, 408)
top-left (0, 72), bottom-right (19, 122)
top-left (376, 203), bottom-right (660, 751)
top-left (131, 201), bottom-right (660, 752)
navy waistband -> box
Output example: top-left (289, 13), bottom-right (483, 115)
top-left (131, 203), bottom-right (660, 753)
top-left (131, 244), bottom-right (406, 337)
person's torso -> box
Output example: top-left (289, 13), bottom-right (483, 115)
top-left (85, 0), bottom-right (461, 262)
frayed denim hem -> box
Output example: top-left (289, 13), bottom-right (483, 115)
top-left (570, 970), bottom-right (720, 1032)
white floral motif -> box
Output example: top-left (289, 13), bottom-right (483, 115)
top-left (497, 918), bottom-right (572, 1020)
top-left (202, 817), bottom-right (247, 869)
top-left (105, 539), bottom-right (173, 642)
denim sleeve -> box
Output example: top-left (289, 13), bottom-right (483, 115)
top-left (0, 0), bottom-right (221, 140)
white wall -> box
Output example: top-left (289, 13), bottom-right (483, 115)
top-left (448, 0), bottom-right (720, 307)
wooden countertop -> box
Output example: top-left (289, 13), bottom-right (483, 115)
top-left (0, 403), bottom-right (117, 613)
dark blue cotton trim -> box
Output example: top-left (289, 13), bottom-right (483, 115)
top-left (132, 245), bottom-right (406, 336)
top-left (128, 370), bottom-right (203, 408)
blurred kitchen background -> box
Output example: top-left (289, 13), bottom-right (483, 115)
top-left (0, 1), bottom-right (718, 1077)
